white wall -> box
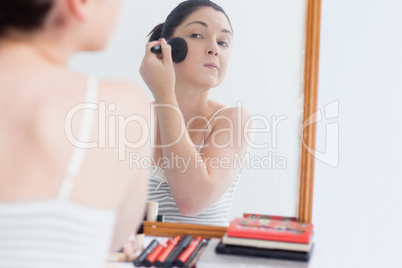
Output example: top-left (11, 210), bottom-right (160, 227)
top-left (310, 0), bottom-right (402, 267)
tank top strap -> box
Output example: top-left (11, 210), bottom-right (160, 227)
top-left (198, 106), bottom-right (230, 153)
top-left (58, 77), bottom-right (99, 200)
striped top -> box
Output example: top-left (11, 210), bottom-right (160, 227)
top-left (148, 107), bottom-right (241, 227)
top-left (0, 78), bottom-right (117, 268)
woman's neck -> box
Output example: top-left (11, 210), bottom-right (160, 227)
top-left (0, 32), bottom-right (75, 67)
top-left (174, 82), bottom-right (211, 123)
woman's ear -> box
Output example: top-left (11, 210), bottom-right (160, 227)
top-left (66, 0), bottom-right (91, 21)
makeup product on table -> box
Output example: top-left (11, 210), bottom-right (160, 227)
top-left (157, 214), bottom-right (165, 222)
top-left (123, 234), bottom-right (135, 256)
top-left (143, 238), bottom-right (170, 267)
top-left (242, 213), bottom-right (298, 221)
top-left (227, 217), bottom-right (313, 244)
top-left (135, 233), bottom-right (145, 252)
top-left (109, 233), bottom-right (143, 262)
top-left (215, 241), bottom-right (314, 261)
top-left (133, 239), bottom-right (159, 267)
top-left (163, 235), bottom-right (193, 268)
top-left (146, 201), bottom-right (159, 222)
top-left (121, 234), bottom-right (138, 262)
top-left (154, 236), bottom-right (181, 267)
top-left (107, 252), bottom-right (138, 262)
top-left (108, 252), bottom-right (139, 262)
top-left (173, 236), bottom-right (202, 267)
top-left (183, 239), bottom-right (208, 268)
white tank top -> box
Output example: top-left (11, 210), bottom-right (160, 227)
top-left (148, 106), bottom-right (241, 227)
top-left (0, 78), bottom-right (117, 268)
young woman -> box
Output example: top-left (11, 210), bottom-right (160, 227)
top-left (140, 0), bottom-right (252, 227)
top-left (0, 0), bottom-right (150, 266)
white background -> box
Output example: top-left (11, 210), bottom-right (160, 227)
top-left (71, 0), bottom-right (306, 218)
top-left (310, 0), bottom-right (402, 267)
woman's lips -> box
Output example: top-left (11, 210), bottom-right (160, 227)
top-left (204, 63), bottom-right (218, 70)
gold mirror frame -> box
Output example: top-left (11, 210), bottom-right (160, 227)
top-left (144, 0), bottom-right (321, 237)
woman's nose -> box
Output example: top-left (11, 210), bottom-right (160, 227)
top-left (207, 42), bottom-right (219, 56)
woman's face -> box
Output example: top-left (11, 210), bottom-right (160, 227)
top-left (172, 7), bottom-right (233, 89)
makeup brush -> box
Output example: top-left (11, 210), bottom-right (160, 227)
top-left (151, 37), bottom-right (188, 63)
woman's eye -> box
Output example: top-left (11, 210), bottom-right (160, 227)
top-left (218, 41), bottom-right (229, 47)
top-left (191, 33), bottom-right (203, 39)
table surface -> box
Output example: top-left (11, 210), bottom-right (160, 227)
top-left (104, 238), bottom-right (312, 268)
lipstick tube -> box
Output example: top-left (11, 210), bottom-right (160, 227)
top-left (163, 235), bottom-right (193, 268)
top-left (154, 236), bottom-right (181, 267)
top-left (183, 239), bottom-right (207, 268)
top-left (133, 239), bottom-right (159, 267)
top-left (143, 238), bottom-right (170, 267)
top-left (173, 236), bottom-right (202, 267)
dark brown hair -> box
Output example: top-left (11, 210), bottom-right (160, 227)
top-left (149, 0), bottom-right (232, 42)
top-left (0, 0), bottom-right (54, 37)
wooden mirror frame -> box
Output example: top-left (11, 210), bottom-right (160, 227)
top-left (298, 0), bottom-right (321, 224)
top-left (144, 0), bottom-right (321, 238)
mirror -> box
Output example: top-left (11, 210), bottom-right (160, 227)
top-left (70, 0), bottom-right (320, 225)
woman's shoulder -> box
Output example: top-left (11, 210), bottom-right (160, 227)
top-left (96, 79), bottom-right (150, 115)
top-left (58, 71), bottom-right (150, 118)
top-left (206, 100), bottom-right (253, 143)
top-left (208, 100), bottom-right (252, 121)
top-left (99, 79), bottom-right (144, 94)
top-left (66, 71), bottom-right (148, 103)
top-left (48, 70), bottom-right (150, 108)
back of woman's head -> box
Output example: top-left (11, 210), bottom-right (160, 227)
top-left (0, 0), bottom-right (54, 37)
top-left (149, 0), bottom-right (232, 42)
